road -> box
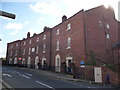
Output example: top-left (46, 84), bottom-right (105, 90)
top-left (2, 66), bottom-right (115, 89)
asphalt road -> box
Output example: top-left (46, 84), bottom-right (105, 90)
top-left (2, 66), bottom-right (116, 89)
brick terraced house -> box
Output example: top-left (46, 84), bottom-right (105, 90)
top-left (6, 5), bottom-right (119, 85)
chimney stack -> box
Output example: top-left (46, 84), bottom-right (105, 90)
top-left (27, 32), bottom-right (30, 38)
top-left (44, 26), bottom-right (51, 32)
top-left (62, 15), bottom-right (67, 22)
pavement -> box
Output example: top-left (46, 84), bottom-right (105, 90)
top-left (19, 67), bottom-right (96, 84)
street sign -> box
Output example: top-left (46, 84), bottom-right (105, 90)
top-left (0, 10), bottom-right (16, 19)
top-left (81, 65), bottom-right (85, 68)
top-left (80, 61), bottom-right (84, 65)
top-left (18, 58), bottom-right (21, 60)
top-left (80, 61), bottom-right (85, 68)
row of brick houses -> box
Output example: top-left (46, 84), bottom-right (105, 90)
top-left (6, 5), bottom-right (119, 79)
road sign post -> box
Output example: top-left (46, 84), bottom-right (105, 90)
top-left (0, 10), bottom-right (16, 19)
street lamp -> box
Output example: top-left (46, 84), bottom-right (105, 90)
top-left (0, 10), bottom-right (16, 19)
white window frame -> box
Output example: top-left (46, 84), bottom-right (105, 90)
top-left (106, 34), bottom-right (110, 39)
top-left (23, 49), bottom-right (25, 55)
top-left (15, 50), bottom-right (17, 56)
top-left (67, 23), bottom-right (71, 31)
top-left (36, 46), bottom-right (39, 53)
top-left (29, 40), bottom-right (31, 44)
top-left (56, 29), bottom-right (59, 35)
top-left (99, 20), bottom-right (102, 27)
top-left (106, 24), bottom-right (110, 29)
top-left (24, 41), bottom-right (26, 45)
top-left (11, 44), bottom-right (13, 48)
top-left (16, 43), bottom-right (18, 47)
top-left (56, 41), bottom-right (60, 51)
top-left (43, 35), bottom-right (46, 40)
top-left (66, 37), bottom-right (71, 49)
top-left (28, 48), bottom-right (31, 54)
top-left (10, 51), bottom-right (12, 56)
top-left (43, 44), bottom-right (46, 53)
top-left (32, 48), bottom-right (35, 52)
top-left (36, 37), bottom-right (39, 42)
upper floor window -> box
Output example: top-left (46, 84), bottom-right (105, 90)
top-left (43, 44), bottom-right (46, 53)
top-left (23, 41), bottom-right (26, 45)
top-left (106, 24), bottom-right (110, 29)
top-left (28, 48), bottom-right (31, 54)
top-left (56, 29), bottom-right (59, 35)
top-left (15, 50), bottom-right (18, 56)
top-left (66, 37), bottom-right (71, 49)
top-left (106, 34), bottom-right (110, 39)
top-left (16, 43), bottom-right (18, 47)
top-left (32, 48), bottom-right (35, 52)
top-left (29, 40), bottom-right (31, 44)
top-left (56, 41), bottom-right (59, 51)
top-left (36, 46), bottom-right (39, 53)
top-left (23, 49), bottom-right (25, 55)
top-left (99, 20), bottom-right (102, 27)
top-left (36, 37), bottom-right (39, 42)
top-left (11, 44), bottom-right (13, 48)
top-left (43, 35), bottom-right (46, 40)
top-left (67, 23), bottom-right (71, 30)
top-left (10, 50), bottom-right (12, 56)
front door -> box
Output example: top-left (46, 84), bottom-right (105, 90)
top-left (35, 56), bottom-right (39, 69)
top-left (27, 57), bottom-right (31, 68)
top-left (66, 60), bottom-right (72, 73)
top-left (55, 55), bottom-right (61, 72)
top-left (42, 58), bottom-right (46, 69)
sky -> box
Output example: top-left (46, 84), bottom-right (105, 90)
top-left (0, 0), bottom-right (119, 58)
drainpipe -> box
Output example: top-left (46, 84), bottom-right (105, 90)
top-left (83, 10), bottom-right (88, 63)
top-left (49, 28), bottom-right (52, 70)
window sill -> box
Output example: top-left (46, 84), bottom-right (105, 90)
top-left (66, 29), bottom-right (70, 31)
top-left (36, 52), bottom-right (38, 54)
top-left (43, 51), bottom-right (46, 53)
top-left (66, 47), bottom-right (71, 49)
top-left (56, 49), bottom-right (59, 51)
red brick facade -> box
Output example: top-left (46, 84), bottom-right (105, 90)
top-left (6, 5), bottom-right (119, 84)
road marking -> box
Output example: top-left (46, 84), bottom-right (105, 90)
top-left (19, 74), bottom-right (31, 79)
top-left (79, 85), bottom-right (83, 87)
top-left (87, 87), bottom-right (91, 88)
top-left (3, 74), bottom-right (12, 77)
top-left (25, 73), bottom-right (32, 77)
top-left (36, 81), bottom-right (55, 89)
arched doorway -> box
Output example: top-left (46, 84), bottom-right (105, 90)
top-left (35, 56), bottom-right (39, 69)
top-left (55, 55), bottom-right (61, 72)
top-left (27, 57), bottom-right (31, 68)
top-left (42, 58), bottom-right (47, 70)
top-left (66, 55), bottom-right (73, 74)
top-left (9, 59), bottom-right (12, 64)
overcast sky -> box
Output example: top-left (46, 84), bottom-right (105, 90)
top-left (0, 0), bottom-right (119, 58)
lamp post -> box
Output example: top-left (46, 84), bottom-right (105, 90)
top-left (0, 10), bottom-right (16, 19)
